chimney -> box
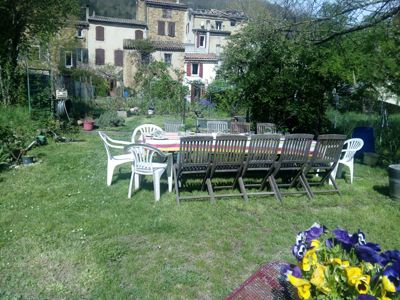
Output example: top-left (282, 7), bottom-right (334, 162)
top-left (86, 5), bottom-right (89, 21)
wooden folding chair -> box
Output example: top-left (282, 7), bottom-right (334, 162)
top-left (205, 135), bottom-right (248, 202)
top-left (164, 120), bottom-right (184, 132)
top-left (302, 134), bottom-right (346, 196)
top-left (241, 134), bottom-right (282, 201)
top-left (173, 136), bottom-right (213, 203)
top-left (207, 120), bottom-right (229, 133)
top-left (257, 123), bottom-right (277, 134)
top-left (264, 134), bottom-right (314, 202)
top-left (231, 122), bottom-right (251, 134)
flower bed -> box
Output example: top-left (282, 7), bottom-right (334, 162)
top-left (285, 223), bottom-right (400, 299)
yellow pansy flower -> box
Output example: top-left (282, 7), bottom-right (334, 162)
top-left (310, 239), bottom-right (320, 249)
top-left (300, 248), bottom-right (318, 271)
top-left (288, 274), bottom-right (311, 300)
top-left (382, 275), bottom-right (396, 293)
top-left (345, 267), bottom-right (363, 286)
top-left (378, 296), bottom-right (392, 300)
top-left (310, 263), bottom-right (331, 294)
top-left (355, 275), bottom-right (370, 294)
top-left (331, 258), bottom-right (350, 268)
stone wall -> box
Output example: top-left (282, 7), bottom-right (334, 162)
top-left (146, 6), bottom-right (186, 42)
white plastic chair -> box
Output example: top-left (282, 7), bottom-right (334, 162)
top-left (98, 131), bottom-right (133, 186)
top-left (331, 138), bottom-right (364, 184)
top-left (131, 124), bottom-right (163, 142)
top-left (207, 121), bottom-right (228, 133)
top-left (125, 144), bottom-right (173, 201)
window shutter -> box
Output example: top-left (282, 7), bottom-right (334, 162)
top-left (199, 63), bottom-right (203, 78)
top-left (168, 22), bottom-right (175, 37)
top-left (196, 33), bottom-right (199, 48)
top-left (186, 63), bottom-right (191, 76)
top-left (114, 50), bottom-right (123, 67)
top-left (95, 48), bottom-right (105, 65)
top-left (59, 48), bottom-right (65, 68)
top-left (135, 30), bottom-right (143, 40)
top-left (72, 49), bottom-right (77, 67)
top-left (158, 21), bottom-right (165, 35)
top-left (96, 26), bottom-right (104, 41)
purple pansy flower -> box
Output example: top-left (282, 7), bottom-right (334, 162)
top-left (292, 242), bottom-right (307, 261)
top-left (282, 263), bottom-right (302, 279)
top-left (356, 245), bottom-right (385, 265)
top-left (381, 250), bottom-right (400, 266)
top-left (303, 223), bottom-right (325, 242)
top-left (357, 295), bottom-right (377, 300)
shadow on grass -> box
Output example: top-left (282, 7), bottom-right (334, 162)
top-left (373, 185), bottom-right (390, 197)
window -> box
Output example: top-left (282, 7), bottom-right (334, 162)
top-left (114, 50), bottom-right (123, 67)
top-left (141, 52), bottom-right (150, 65)
top-left (65, 51), bottom-right (73, 68)
top-left (168, 22), bottom-right (175, 37)
top-left (95, 48), bottom-right (105, 65)
top-left (158, 21), bottom-right (165, 35)
top-left (162, 9), bottom-right (172, 18)
top-left (96, 26), bottom-right (104, 41)
top-left (31, 45), bottom-right (41, 60)
top-left (216, 44), bottom-right (221, 56)
top-left (192, 63), bottom-right (199, 76)
top-left (164, 53), bottom-right (172, 66)
top-left (76, 48), bottom-right (88, 64)
top-left (135, 30), bottom-right (143, 40)
top-left (199, 35), bottom-right (206, 48)
top-left (186, 23), bottom-right (189, 34)
top-left (230, 20), bottom-right (236, 27)
top-left (216, 21), bottom-right (222, 30)
top-left (76, 28), bottom-right (84, 38)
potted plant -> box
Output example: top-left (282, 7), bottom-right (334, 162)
top-left (83, 117), bottom-right (94, 131)
top-left (20, 140), bottom-right (37, 165)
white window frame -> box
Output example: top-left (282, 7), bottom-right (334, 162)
top-left (65, 51), bottom-right (73, 68)
top-left (216, 21), bottom-right (222, 30)
top-left (192, 63), bottom-right (199, 76)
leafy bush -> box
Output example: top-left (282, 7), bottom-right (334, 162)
top-left (326, 108), bottom-right (400, 164)
top-left (97, 111), bottom-right (125, 127)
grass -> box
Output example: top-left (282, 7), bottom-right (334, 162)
top-left (1, 117), bottom-right (400, 299)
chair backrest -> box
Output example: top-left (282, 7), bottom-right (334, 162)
top-left (341, 138), bottom-right (364, 162)
top-left (164, 120), bottom-right (184, 132)
top-left (207, 121), bottom-right (229, 133)
top-left (131, 124), bottom-right (163, 142)
top-left (211, 135), bottom-right (248, 173)
top-left (311, 134), bottom-right (346, 167)
top-left (99, 131), bottom-right (125, 160)
top-left (125, 143), bottom-right (167, 174)
top-left (245, 134), bottom-right (282, 171)
top-left (278, 134), bottom-right (314, 169)
top-left (177, 136), bottom-right (214, 174)
top-left (257, 123), bottom-right (277, 134)
top-left (231, 122), bottom-right (251, 134)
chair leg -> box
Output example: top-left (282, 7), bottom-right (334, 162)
top-left (128, 171), bottom-right (135, 198)
top-left (349, 161), bottom-right (354, 184)
top-left (134, 174), bottom-right (140, 190)
top-left (107, 162), bottom-right (116, 186)
top-left (299, 173), bottom-right (314, 199)
top-left (173, 167), bottom-right (180, 204)
top-left (238, 177), bottom-right (248, 202)
top-left (268, 176), bottom-right (283, 203)
top-left (206, 178), bottom-right (215, 203)
top-left (153, 173), bottom-right (161, 201)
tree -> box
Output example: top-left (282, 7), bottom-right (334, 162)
top-left (0, 0), bottom-right (79, 105)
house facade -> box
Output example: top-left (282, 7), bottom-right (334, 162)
top-left (69, 1), bottom-right (245, 98)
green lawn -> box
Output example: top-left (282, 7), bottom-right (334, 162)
top-left (1, 119), bottom-right (399, 299)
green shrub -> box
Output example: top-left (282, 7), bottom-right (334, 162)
top-left (97, 111), bottom-right (125, 127)
top-left (326, 108), bottom-right (400, 164)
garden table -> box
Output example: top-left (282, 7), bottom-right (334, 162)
top-left (143, 132), bottom-right (316, 154)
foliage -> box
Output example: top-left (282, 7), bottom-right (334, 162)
top-left (61, 67), bottom-right (110, 97)
top-left (286, 223), bottom-right (400, 299)
top-left (326, 109), bottom-right (400, 163)
top-left (0, 0), bottom-right (79, 105)
top-left (205, 79), bottom-right (242, 117)
top-left (134, 61), bottom-right (188, 115)
top-left (97, 111), bottom-right (125, 128)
